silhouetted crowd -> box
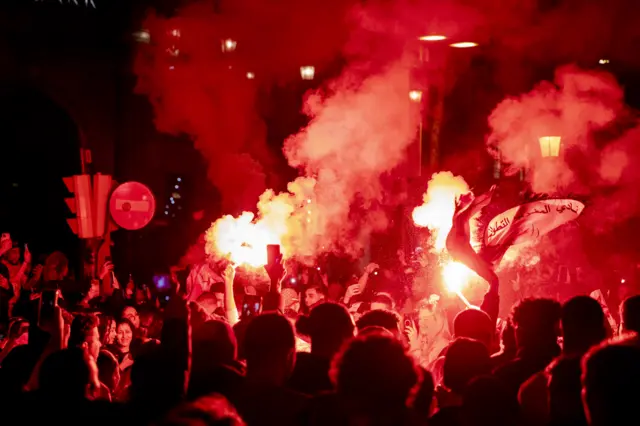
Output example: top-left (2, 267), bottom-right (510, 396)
top-left (1, 239), bottom-right (639, 426)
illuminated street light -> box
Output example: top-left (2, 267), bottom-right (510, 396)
top-left (450, 42), bottom-right (478, 48)
top-left (246, 72), bottom-right (255, 80)
top-left (539, 136), bottom-right (562, 157)
top-left (300, 66), bottom-right (315, 80)
top-left (419, 35), bottom-right (447, 41)
top-left (598, 59), bottom-right (610, 64)
top-left (409, 90), bottom-right (423, 102)
top-left (221, 38), bottom-right (237, 52)
top-left (132, 30), bottom-right (151, 43)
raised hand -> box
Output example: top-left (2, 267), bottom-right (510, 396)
top-left (99, 261), bottom-right (114, 280)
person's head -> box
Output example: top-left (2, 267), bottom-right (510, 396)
top-left (582, 335), bottom-right (640, 426)
top-left (561, 296), bottom-right (607, 355)
top-left (244, 313), bottom-right (295, 384)
top-left (5, 246), bottom-right (20, 264)
top-left (462, 376), bottom-right (518, 426)
top-left (620, 295), bottom-right (640, 333)
top-left (371, 293), bottom-right (395, 311)
top-left (161, 394), bottom-right (246, 426)
top-left (43, 251), bottom-right (69, 282)
top-left (97, 350), bottom-right (120, 393)
top-left (192, 319), bottom-right (237, 370)
top-left (68, 313), bottom-right (101, 360)
top-left (453, 308), bottom-right (494, 350)
top-left (443, 337), bottom-right (491, 395)
top-left (116, 318), bottom-right (135, 351)
top-left (356, 309), bottom-right (402, 338)
top-left (197, 288), bottom-right (225, 316)
top-left (138, 307), bottom-right (159, 339)
top-left (98, 314), bottom-right (116, 346)
top-left (511, 298), bottom-right (561, 349)
top-left (39, 347), bottom-right (100, 400)
top-left (134, 287), bottom-right (148, 305)
top-left (296, 302), bottom-right (354, 358)
top-left (417, 297), bottom-right (447, 336)
top-left (331, 331), bottom-right (420, 416)
top-left (122, 306), bottom-right (140, 329)
top-left (304, 283), bottom-right (326, 309)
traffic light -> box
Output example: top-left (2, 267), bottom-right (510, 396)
top-left (63, 175), bottom-right (94, 238)
top-left (63, 174), bottom-right (115, 239)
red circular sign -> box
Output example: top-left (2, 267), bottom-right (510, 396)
top-left (109, 182), bottom-right (156, 230)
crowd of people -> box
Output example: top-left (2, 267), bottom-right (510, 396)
top-left (0, 233), bottom-right (640, 426)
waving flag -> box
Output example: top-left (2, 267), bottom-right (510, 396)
top-left (477, 197), bottom-right (585, 264)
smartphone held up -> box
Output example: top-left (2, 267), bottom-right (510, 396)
top-left (266, 244), bottom-right (281, 266)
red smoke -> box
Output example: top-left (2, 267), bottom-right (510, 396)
top-left (486, 64), bottom-right (640, 233)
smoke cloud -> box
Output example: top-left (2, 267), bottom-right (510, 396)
top-left (487, 64), bottom-right (640, 233)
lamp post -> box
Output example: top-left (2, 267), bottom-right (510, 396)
top-left (539, 136), bottom-right (562, 157)
top-left (409, 90), bottom-right (423, 102)
top-left (221, 38), bottom-right (237, 53)
top-left (300, 66), bottom-right (315, 80)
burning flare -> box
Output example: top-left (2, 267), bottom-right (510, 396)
top-left (412, 172), bottom-right (477, 294)
top-left (205, 178), bottom-right (317, 267)
top-left (412, 172), bottom-right (470, 250)
top-left (204, 212), bottom-right (281, 267)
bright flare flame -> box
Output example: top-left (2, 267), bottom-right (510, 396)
top-left (412, 172), bottom-right (470, 250)
top-left (442, 261), bottom-right (476, 293)
top-left (204, 212), bottom-right (281, 267)
top-left (205, 178), bottom-right (317, 267)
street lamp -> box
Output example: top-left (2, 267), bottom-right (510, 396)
top-left (419, 35), bottom-right (447, 41)
top-left (246, 72), bottom-right (255, 80)
top-left (450, 42), bottom-right (478, 48)
top-left (300, 66), bottom-right (315, 80)
top-left (133, 30), bottom-right (151, 43)
top-left (221, 39), bottom-right (237, 52)
top-left (539, 136), bottom-right (562, 157)
top-left (409, 90), bottom-right (423, 102)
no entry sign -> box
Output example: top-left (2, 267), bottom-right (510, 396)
top-left (109, 182), bottom-right (156, 230)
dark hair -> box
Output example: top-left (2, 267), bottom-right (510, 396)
top-left (244, 313), bottom-right (295, 369)
top-left (117, 317), bottom-right (135, 332)
top-left (296, 302), bottom-right (354, 355)
top-left (621, 295), bottom-right (640, 333)
top-left (43, 251), bottom-right (68, 281)
top-left (561, 296), bottom-right (606, 353)
top-left (331, 331), bottom-right (419, 412)
top-left (371, 293), bottom-right (394, 309)
top-left (161, 394), bottom-right (246, 426)
top-left (97, 314), bottom-right (116, 346)
top-left (192, 319), bottom-right (237, 368)
top-left (511, 298), bottom-right (561, 346)
top-left (356, 309), bottom-right (402, 336)
top-left (68, 313), bottom-right (99, 348)
top-left (443, 338), bottom-right (491, 394)
top-left (453, 308), bottom-right (494, 348)
top-left (39, 347), bottom-right (91, 399)
top-left (582, 335), bottom-right (640, 425)
top-left (305, 282), bottom-right (327, 296)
